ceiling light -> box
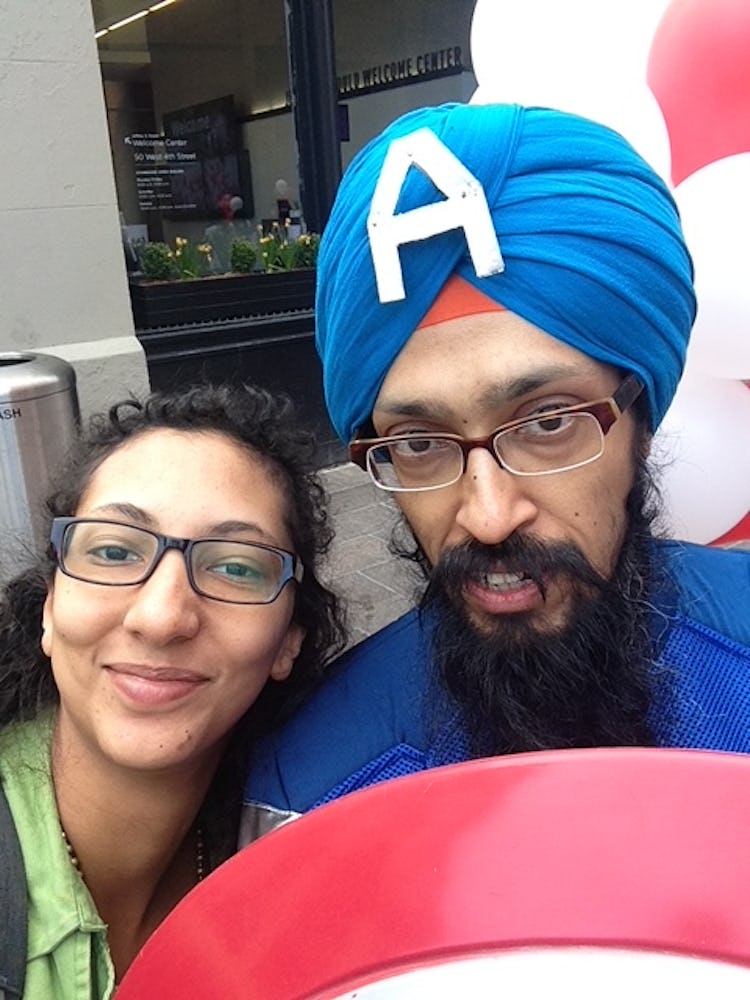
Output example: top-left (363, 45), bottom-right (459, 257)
top-left (107, 9), bottom-right (149, 32)
top-left (95, 0), bottom-right (179, 39)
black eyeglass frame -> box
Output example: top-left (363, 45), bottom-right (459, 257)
top-left (49, 517), bottom-right (304, 605)
top-left (349, 374), bottom-right (644, 491)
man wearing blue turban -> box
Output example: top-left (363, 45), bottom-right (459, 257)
top-left (241, 103), bottom-right (750, 841)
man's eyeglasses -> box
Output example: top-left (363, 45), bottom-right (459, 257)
top-left (349, 374), bottom-right (644, 493)
top-left (49, 518), bottom-right (304, 605)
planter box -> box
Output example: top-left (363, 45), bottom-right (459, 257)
top-left (128, 269), bottom-right (316, 330)
top-left (137, 310), bottom-right (346, 470)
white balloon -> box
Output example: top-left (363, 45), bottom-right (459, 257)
top-left (652, 373), bottom-right (750, 544)
top-left (469, 0), bottom-right (672, 177)
top-left (674, 154), bottom-right (750, 380)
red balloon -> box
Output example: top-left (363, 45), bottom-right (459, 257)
top-left (648, 0), bottom-right (750, 185)
top-left (712, 511), bottom-right (750, 547)
top-left (117, 749), bottom-right (750, 998)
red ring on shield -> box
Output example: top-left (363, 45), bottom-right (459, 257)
top-left (117, 748), bottom-right (750, 998)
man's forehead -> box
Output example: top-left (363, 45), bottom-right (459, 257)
top-left (380, 309), bottom-right (612, 382)
top-left (373, 315), bottom-right (620, 422)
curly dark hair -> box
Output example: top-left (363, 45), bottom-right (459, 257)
top-left (0, 382), bottom-right (347, 865)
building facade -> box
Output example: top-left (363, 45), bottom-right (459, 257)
top-left (1, 0), bottom-right (476, 423)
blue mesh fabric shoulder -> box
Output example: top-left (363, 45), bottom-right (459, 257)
top-left (650, 614), bottom-right (750, 752)
top-left (313, 719), bottom-right (468, 808)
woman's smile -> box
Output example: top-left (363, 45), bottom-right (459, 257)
top-left (104, 663), bottom-right (210, 709)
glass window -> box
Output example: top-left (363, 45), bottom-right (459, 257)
top-left (95, 0), bottom-right (294, 272)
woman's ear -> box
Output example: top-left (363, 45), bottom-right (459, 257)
top-left (41, 585), bottom-right (54, 658)
top-left (270, 624), bottom-right (306, 682)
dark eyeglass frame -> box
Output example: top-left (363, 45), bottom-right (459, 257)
top-left (349, 374), bottom-right (644, 490)
top-left (49, 517), bottom-right (304, 605)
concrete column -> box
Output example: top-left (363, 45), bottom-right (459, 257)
top-left (284, 0), bottom-right (342, 234)
top-left (0, 0), bottom-right (150, 418)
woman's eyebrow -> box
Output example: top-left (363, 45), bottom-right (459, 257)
top-left (85, 507), bottom-right (275, 542)
top-left (205, 520), bottom-right (276, 541)
top-left (88, 502), bottom-right (154, 525)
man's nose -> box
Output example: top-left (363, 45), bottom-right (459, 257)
top-left (122, 549), bottom-right (201, 644)
top-left (454, 446), bottom-right (539, 546)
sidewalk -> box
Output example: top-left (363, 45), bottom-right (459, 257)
top-left (318, 463), bottom-right (421, 646)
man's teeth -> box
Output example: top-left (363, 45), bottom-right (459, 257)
top-left (483, 571), bottom-right (526, 591)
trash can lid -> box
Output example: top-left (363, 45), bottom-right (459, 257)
top-left (0, 352), bottom-right (77, 404)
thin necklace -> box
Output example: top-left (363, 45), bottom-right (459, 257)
top-left (61, 823), bottom-right (83, 876)
top-left (61, 825), bottom-right (207, 883)
top-left (195, 826), bottom-right (206, 882)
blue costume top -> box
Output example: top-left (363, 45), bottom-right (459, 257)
top-left (241, 541), bottom-right (750, 843)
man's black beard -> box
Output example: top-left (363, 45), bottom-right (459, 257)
top-left (414, 470), bottom-right (659, 758)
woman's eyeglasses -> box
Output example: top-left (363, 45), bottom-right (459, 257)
top-left (49, 518), bottom-right (303, 605)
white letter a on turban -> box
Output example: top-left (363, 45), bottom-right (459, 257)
top-left (367, 127), bottom-right (504, 303)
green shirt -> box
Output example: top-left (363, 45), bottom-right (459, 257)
top-left (0, 715), bottom-right (115, 1000)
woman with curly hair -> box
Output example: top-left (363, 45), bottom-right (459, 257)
top-left (0, 382), bottom-right (346, 999)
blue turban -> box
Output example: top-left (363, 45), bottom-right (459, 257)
top-left (316, 102), bottom-right (696, 440)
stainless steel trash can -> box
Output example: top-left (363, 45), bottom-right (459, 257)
top-left (0, 352), bottom-right (80, 581)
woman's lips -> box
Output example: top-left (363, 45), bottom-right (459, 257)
top-left (105, 664), bottom-right (208, 707)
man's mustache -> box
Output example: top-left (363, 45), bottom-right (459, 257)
top-left (427, 534), bottom-right (609, 604)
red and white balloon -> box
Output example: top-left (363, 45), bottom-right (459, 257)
top-left (469, 0), bottom-right (750, 544)
top-left (649, 0), bottom-right (750, 542)
top-left (652, 375), bottom-right (750, 544)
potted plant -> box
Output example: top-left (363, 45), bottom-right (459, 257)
top-left (128, 227), bottom-right (318, 330)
